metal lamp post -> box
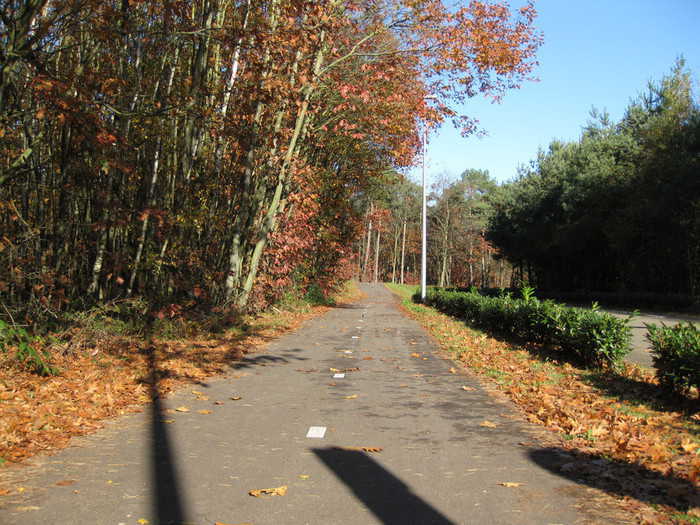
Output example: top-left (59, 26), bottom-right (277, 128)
top-left (420, 95), bottom-right (436, 301)
top-left (420, 125), bottom-right (428, 301)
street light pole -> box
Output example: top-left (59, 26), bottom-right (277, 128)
top-left (420, 95), bottom-right (436, 302)
top-left (420, 125), bottom-right (428, 302)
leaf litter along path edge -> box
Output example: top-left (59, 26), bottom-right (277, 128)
top-left (0, 283), bottom-right (365, 468)
top-left (388, 283), bottom-right (700, 524)
top-left (2, 283), bottom-right (607, 524)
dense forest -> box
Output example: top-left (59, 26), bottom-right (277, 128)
top-left (487, 61), bottom-right (700, 300)
top-left (0, 0), bottom-right (541, 324)
top-left (356, 168), bottom-right (513, 288)
top-left (365, 61), bottom-right (700, 304)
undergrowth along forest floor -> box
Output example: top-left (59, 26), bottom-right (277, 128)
top-left (0, 283), bottom-right (363, 468)
top-left (386, 282), bottom-right (700, 525)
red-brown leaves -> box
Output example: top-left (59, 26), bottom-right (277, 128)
top-left (402, 300), bottom-right (700, 522)
top-left (0, 301), bottom-right (332, 465)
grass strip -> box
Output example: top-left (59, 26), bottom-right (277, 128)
top-left (386, 283), bottom-right (700, 524)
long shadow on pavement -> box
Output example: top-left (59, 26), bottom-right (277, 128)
top-left (581, 370), bottom-right (700, 424)
top-left (148, 348), bottom-right (189, 525)
top-left (313, 447), bottom-right (456, 525)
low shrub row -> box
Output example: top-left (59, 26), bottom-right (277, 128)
top-left (646, 322), bottom-right (700, 396)
top-left (414, 288), bottom-right (632, 369)
top-left (445, 287), bottom-right (697, 312)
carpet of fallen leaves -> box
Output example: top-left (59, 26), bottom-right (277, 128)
top-left (401, 299), bottom-right (700, 525)
top-left (0, 284), bottom-right (363, 467)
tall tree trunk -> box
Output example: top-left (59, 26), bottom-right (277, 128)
top-left (400, 220), bottom-right (406, 284)
top-left (373, 229), bottom-right (381, 283)
top-left (391, 225), bottom-right (399, 283)
top-left (363, 203), bottom-right (373, 281)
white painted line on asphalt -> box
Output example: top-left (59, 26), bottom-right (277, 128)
top-left (333, 373), bottom-right (345, 378)
top-left (306, 426), bottom-right (327, 438)
top-left (352, 336), bottom-right (359, 339)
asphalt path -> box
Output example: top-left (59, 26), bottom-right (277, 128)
top-left (0, 284), bottom-right (599, 524)
top-left (603, 309), bottom-right (699, 369)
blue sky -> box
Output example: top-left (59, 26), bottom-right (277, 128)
top-left (415, 0), bottom-right (700, 185)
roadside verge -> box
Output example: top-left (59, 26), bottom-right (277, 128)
top-left (0, 283), bottom-right (363, 468)
top-left (386, 283), bottom-right (700, 525)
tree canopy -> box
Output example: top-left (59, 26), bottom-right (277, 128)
top-left (487, 60), bottom-right (700, 298)
top-left (0, 0), bottom-right (541, 322)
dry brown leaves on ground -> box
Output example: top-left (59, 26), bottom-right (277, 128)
top-left (0, 298), bottom-right (349, 466)
top-left (402, 301), bottom-right (700, 524)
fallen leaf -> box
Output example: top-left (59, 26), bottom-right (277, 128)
top-left (498, 482), bottom-right (523, 488)
top-left (137, 519), bottom-right (149, 525)
top-left (0, 489), bottom-right (10, 496)
top-left (16, 506), bottom-right (40, 512)
top-left (342, 446), bottom-right (383, 453)
top-left (399, 384), bottom-right (408, 388)
top-left (191, 390), bottom-right (203, 395)
top-left (362, 356), bottom-right (373, 361)
top-left (197, 409), bottom-right (212, 415)
top-left (480, 421), bottom-right (498, 428)
top-left (175, 406), bottom-right (189, 412)
top-left (214, 522), bottom-right (252, 525)
top-left (161, 419), bottom-right (175, 424)
top-left (327, 382), bottom-right (337, 386)
top-left (681, 439), bottom-right (699, 453)
top-left (17, 487), bottom-right (25, 493)
top-left (195, 395), bottom-right (209, 401)
top-left (298, 475), bottom-right (310, 480)
top-left (449, 367), bottom-right (457, 374)
top-left (344, 394), bottom-right (358, 400)
top-left (214, 401), bottom-right (224, 405)
top-left (230, 396), bottom-right (242, 401)
top-left (410, 353), bottom-right (421, 358)
top-left (248, 485), bottom-right (288, 497)
top-left (329, 367), bottom-right (341, 373)
top-left (461, 386), bottom-right (475, 391)
top-left (55, 480), bottom-right (76, 486)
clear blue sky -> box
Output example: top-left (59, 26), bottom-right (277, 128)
top-left (416, 0), bottom-right (700, 185)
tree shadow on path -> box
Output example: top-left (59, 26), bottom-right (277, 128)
top-left (313, 447), bottom-right (456, 525)
top-left (529, 446), bottom-right (699, 513)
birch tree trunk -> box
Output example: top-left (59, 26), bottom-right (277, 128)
top-left (373, 229), bottom-right (381, 283)
top-left (400, 220), bottom-right (406, 284)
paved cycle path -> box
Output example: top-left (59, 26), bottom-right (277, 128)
top-left (0, 284), bottom-right (597, 524)
top-left (605, 309), bottom-right (699, 369)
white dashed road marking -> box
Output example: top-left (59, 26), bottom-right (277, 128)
top-left (306, 426), bottom-right (327, 438)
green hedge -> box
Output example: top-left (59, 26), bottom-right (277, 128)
top-left (646, 322), bottom-right (700, 395)
top-left (445, 287), bottom-right (696, 312)
top-left (414, 288), bottom-right (632, 369)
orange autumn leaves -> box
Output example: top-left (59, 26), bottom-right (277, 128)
top-left (401, 299), bottom-right (700, 520)
top-left (0, 305), bottom-right (327, 464)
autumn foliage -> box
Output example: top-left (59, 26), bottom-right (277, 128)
top-left (396, 288), bottom-right (700, 523)
top-left (0, 0), bottom-right (541, 326)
